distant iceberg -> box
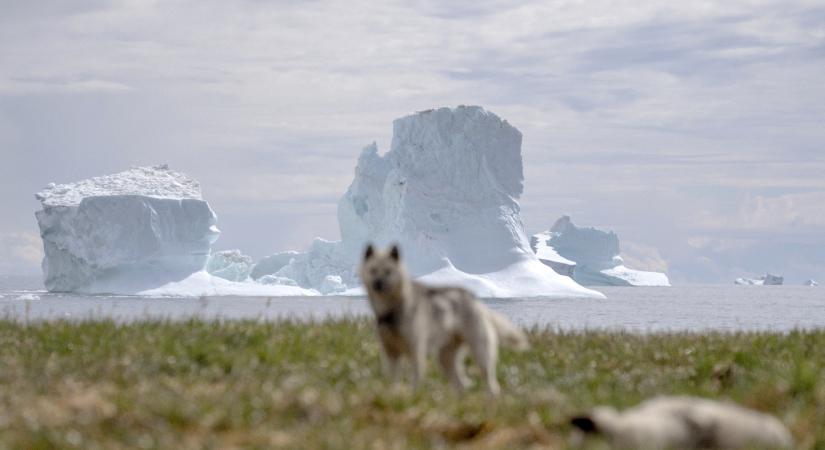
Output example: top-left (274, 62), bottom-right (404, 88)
top-left (804, 279), bottom-right (818, 287)
top-left (530, 216), bottom-right (670, 287)
top-left (253, 106), bottom-right (603, 298)
top-left (735, 274), bottom-right (784, 286)
top-left (34, 165), bottom-right (315, 296)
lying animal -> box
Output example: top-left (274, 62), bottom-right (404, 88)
top-left (571, 395), bottom-right (793, 449)
top-left (360, 244), bottom-right (528, 396)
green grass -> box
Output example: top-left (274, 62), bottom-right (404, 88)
top-left (0, 319), bottom-right (822, 449)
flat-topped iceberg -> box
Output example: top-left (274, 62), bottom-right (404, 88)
top-left (253, 106), bottom-right (603, 298)
top-left (531, 216), bottom-right (670, 287)
top-left (35, 165), bottom-right (314, 296)
top-left (735, 274), bottom-right (784, 286)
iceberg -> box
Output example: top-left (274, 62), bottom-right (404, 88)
top-left (531, 216), bottom-right (670, 286)
top-left (206, 249), bottom-right (253, 282)
top-left (254, 106), bottom-right (603, 298)
top-left (34, 165), bottom-right (315, 296)
top-left (735, 274), bottom-right (784, 286)
top-left (249, 251), bottom-right (301, 280)
top-left (805, 279), bottom-right (818, 287)
top-left (763, 274), bottom-right (784, 285)
top-left (529, 231), bottom-right (576, 277)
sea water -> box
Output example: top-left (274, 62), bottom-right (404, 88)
top-left (1, 275), bottom-right (822, 331)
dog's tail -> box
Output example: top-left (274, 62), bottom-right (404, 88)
top-left (488, 311), bottom-right (529, 351)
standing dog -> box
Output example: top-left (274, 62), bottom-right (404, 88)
top-left (360, 244), bottom-right (528, 396)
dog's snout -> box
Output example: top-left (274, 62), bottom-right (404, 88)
top-left (372, 280), bottom-right (384, 291)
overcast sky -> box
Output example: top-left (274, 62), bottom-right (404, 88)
top-left (1, 0), bottom-right (824, 284)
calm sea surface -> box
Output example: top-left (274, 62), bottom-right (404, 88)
top-left (1, 275), bottom-right (823, 331)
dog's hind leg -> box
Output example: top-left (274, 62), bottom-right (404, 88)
top-left (383, 351), bottom-right (403, 382)
top-left (467, 322), bottom-right (501, 396)
top-left (454, 346), bottom-right (472, 389)
top-left (438, 341), bottom-right (469, 392)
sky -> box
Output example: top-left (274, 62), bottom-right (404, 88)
top-left (1, 0), bottom-right (824, 284)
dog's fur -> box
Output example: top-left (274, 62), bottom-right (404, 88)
top-left (360, 244), bottom-right (528, 396)
top-left (570, 396), bottom-right (793, 450)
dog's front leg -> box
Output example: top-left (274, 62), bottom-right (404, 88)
top-left (410, 340), bottom-right (427, 390)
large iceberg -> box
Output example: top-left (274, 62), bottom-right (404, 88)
top-left (253, 106), bottom-right (602, 298)
top-left (34, 165), bottom-right (314, 296)
top-left (530, 216), bottom-right (670, 286)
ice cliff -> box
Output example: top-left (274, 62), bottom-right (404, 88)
top-left (530, 216), bottom-right (670, 286)
top-left (35, 165), bottom-right (314, 296)
top-left (253, 106), bottom-right (602, 298)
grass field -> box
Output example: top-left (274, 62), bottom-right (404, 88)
top-left (0, 319), bottom-right (822, 449)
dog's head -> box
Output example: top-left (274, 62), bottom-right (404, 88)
top-left (570, 406), bottom-right (620, 436)
top-left (360, 244), bottom-right (406, 297)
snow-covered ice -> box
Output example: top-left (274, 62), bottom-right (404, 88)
top-left (137, 271), bottom-right (315, 297)
top-left (35, 165), bottom-right (202, 208)
top-left (34, 165), bottom-right (316, 296)
top-left (253, 106), bottom-right (602, 298)
top-left (531, 216), bottom-right (670, 287)
top-left (735, 274), bottom-right (784, 286)
top-left (15, 293), bottom-right (40, 301)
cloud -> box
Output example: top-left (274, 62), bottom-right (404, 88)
top-left (695, 191), bottom-right (825, 234)
top-left (0, 232), bottom-right (43, 274)
top-left (0, 77), bottom-right (133, 95)
top-left (0, 0), bottom-right (823, 282)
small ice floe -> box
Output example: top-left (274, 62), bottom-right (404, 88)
top-left (570, 396), bottom-right (792, 450)
top-left (16, 293), bottom-right (40, 301)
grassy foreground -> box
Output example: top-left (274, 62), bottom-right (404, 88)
top-left (0, 320), bottom-right (822, 450)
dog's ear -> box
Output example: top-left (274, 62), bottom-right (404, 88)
top-left (389, 244), bottom-right (400, 262)
top-left (364, 244), bottom-right (375, 261)
top-left (570, 416), bottom-right (599, 433)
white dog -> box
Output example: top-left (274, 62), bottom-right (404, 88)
top-left (360, 244), bottom-right (528, 396)
top-left (571, 396), bottom-right (793, 449)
